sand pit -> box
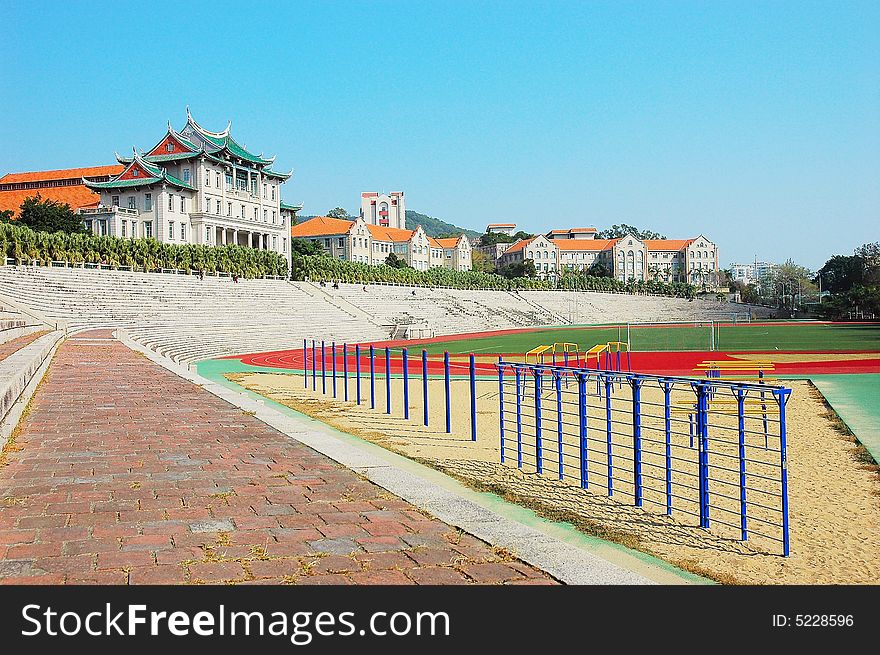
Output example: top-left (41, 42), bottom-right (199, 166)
top-left (227, 371), bottom-right (880, 584)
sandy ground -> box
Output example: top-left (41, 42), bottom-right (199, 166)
top-left (228, 370), bottom-right (880, 584)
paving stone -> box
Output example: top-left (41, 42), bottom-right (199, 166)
top-left (189, 519), bottom-right (235, 533)
top-left (307, 538), bottom-right (360, 556)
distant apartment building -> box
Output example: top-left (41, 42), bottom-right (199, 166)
top-left (497, 226), bottom-right (719, 286)
top-left (485, 223), bottom-right (517, 236)
top-left (291, 215), bottom-right (471, 272)
top-left (731, 261), bottom-right (776, 286)
top-left (360, 192), bottom-right (405, 230)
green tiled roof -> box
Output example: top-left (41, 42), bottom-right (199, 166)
top-left (280, 201), bottom-right (302, 211)
top-left (262, 168), bottom-right (291, 179)
top-left (85, 177), bottom-right (164, 189)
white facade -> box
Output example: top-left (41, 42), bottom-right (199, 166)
top-left (360, 191), bottom-right (405, 230)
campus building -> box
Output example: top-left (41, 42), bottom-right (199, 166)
top-left (485, 223), bottom-right (517, 236)
top-left (0, 165), bottom-right (123, 216)
top-left (360, 192), bottom-right (405, 230)
top-left (291, 215), bottom-right (472, 272)
top-left (497, 226), bottom-right (719, 286)
top-left (76, 109), bottom-right (298, 261)
top-left (731, 260), bottom-right (776, 287)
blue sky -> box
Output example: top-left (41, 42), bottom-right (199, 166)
top-left (1, 1), bottom-right (878, 269)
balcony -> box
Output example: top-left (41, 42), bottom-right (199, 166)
top-left (79, 206), bottom-right (139, 217)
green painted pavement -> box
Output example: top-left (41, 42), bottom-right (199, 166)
top-left (196, 357), bottom-right (710, 585)
top-left (810, 374), bottom-right (880, 464)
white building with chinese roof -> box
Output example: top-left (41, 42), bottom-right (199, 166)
top-left (82, 108), bottom-right (298, 262)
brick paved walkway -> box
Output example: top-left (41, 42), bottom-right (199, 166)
top-left (0, 330), bottom-right (555, 585)
top-left (0, 330), bottom-right (48, 363)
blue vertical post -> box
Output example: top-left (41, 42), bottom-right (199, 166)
top-left (555, 370), bottom-right (563, 480)
top-left (777, 388), bottom-right (791, 557)
top-left (355, 345), bottom-right (361, 405)
top-left (695, 382), bottom-right (711, 529)
top-left (605, 376), bottom-right (614, 496)
top-left (402, 348), bottom-right (410, 420)
top-left (385, 347), bottom-right (391, 415)
top-left (422, 350), bottom-right (429, 427)
top-left (303, 339), bottom-right (308, 389)
top-left (342, 344), bottom-right (348, 401)
top-left (498, 359), bottom-right (505, 463)
top-left (515, 367), bottom-right (523, 468)
top-left (369, 345), bottom-right (375, 409)
top-left (631, 376), bottom-right (643, 507)
top-left (444, 351), bottom-right (451, 434)
top-left (578, 373), bottom-right (588, 489)
top-left (469, 353), bottom-right (477, 442)
top-left (736, 387), bottom-right (748, 541)
top-left (534, 368), bottom-right (543, 474)
top-left (563, 351), bottom-right (570, 388)
top-left (663, 380), bottom-right (673, 516)
top-left (311, 340), bottom-right (316, 391)
top-left (331, 342), bottom-right (337, 398)
top-left (321, 340), bottom-right (326, 395)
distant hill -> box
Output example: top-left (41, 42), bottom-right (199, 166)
top-left (295, 210), bottom-right (480, 240)
top-left (405, 210), bottom-right (480, 239)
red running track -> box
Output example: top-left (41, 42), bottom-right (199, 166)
top-left (228, 347), bottom-right (880, 377)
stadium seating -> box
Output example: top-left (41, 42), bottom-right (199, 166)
top-left (0, 266), bottom-right (771, 363)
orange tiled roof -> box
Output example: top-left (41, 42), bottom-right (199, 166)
top-left (0, 186), bottom-right (102, 216)
top-left (0, 165), bottom-right (123, 184)
top-left (568, 227), bottom-right (597, 233)
top-left (644, 239), bottom-right (694, 251)
top-left (554, 238), bottom-right (618, 251)
top-left (487, 223), bottom-right (516, 227)
top-left (290, 216), bottom-right (356, 238)
top-left (366, 223), bottom-right (415, 243)
top-left (502, 237), bottom-right (536, 254)
top-left (434, 237), bottom-right (462, 248)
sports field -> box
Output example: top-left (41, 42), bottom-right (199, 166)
top-left (413, 321), bottom-right (880, 355)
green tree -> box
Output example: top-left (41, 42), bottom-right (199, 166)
top-left (327, 207), bottom-right (349, 219)
top-left (498, 259), bottom-right (536, 279)
top-left (470, 249), bottom-right (495, 273)
top-left (816, 255), bottom-right (865, 294)
top-left (291, 238), bottom-right (326, 256)
top-left (596, 224), bottom-right (666, 240)
top-left (0, 209), bottom-right (13, 222)
top-left (385, 252), bottom-right (409, 268)
top-left (12, 194), bottom-right (88, 233)
top-left (587, 260), bottom-right (612, 278)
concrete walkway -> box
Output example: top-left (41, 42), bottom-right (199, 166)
top-left (0, 330), bottom-right (556, 585)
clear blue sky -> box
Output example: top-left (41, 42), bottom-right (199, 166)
top-left (2, 1), bottom-right (878, 269)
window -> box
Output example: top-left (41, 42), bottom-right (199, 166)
top-left (128, 196), bottom-right (136, 209)
top-left (272, 211), bottom-right (276, 224)
top-left (131, 221), bottom-right (137, 237)
top-left (145, 222), bottom-right (153, 238)
top-left (227, 202), bottom-right (232, 216)
top-left (337, 238), bottom-right (345, 248)
top-left (216, 199), bottom-right (222, 215)
top-left (99, 221), bottom-right (108, 236)
top-left (272, 236), bottom-right (277, 250)
top-left (225, 172), bottom-right (233, 189)
top-left (168, 221), bottom-right (174, 239)
top-left (263, 184), bottom-right (267, 199)
top-left (168, 194), bottom-right (173, 211)
top-left (324, 238), bottom-right (331, 248)
top-left (112, 195), bottom-right (119, 206)
top-left (132, 168), bottom-right (139, 177)
top-left (205, 227), bottom-right (211, 243)
top-left (241, 205), bottom-right (246, 219)
top-left (205, 170), bottom-right (211, 186)
top-left (216, 172), bottom-right (220, 188)
top-left (254, 208), bottom-right (258, 220)
top-left (166, 143), bottom-right (174, 152)
top-left (144, 193), bottom-right (152, 211)
top-left (205, 198), bottom-right (210, 213)
top-left (282, 238), bottom-right (286, 253)
top-left (121, 222), bottom-right (127, 237)
top-left (180, 223), bottom-right (186, 241)
top-left (263, 209), bottom-right (267, 222)
top-left (271, 186), bottom-right (275, 201)
top-left (180, 196), bottom-right (185, 213)
top-left (182, 168), bottom-right (190, 184)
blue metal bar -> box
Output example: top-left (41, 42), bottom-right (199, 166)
top-left (578, 373), bottom-right (588, 489)
top-left (470, 353), bottom-right (477, 442)
top-left (737, 387), bottom-right (748, 541)
top-left (342, 344), bottom-right (348, 402)
top-left (385, 347), bottom-right (392, 415)
top-left (631, 376), bottom-right (643, 507)
top-left (695, 382), bottom-right (710, 529)
top-left (555, 371), bottom-right (563, 480)
top-left (321, 340), bottom-right (326, 394)
top-left (534, 368), bottom-right (543, 474)
top-left (355, 344), bottom-right (361, 405)
top-left (369, 345), bottom-right (375, 410)
top-left (605, 376), bottom-right (614, 497)
top-left (563, 351), bottom-right (569, 388)
top-left (331, 342), bottom-right (337, 398)
top-left (303, 339), bottom-right (308, 389)
top-left (498, 359), bottom-right (505, 464)
top-left (422, 350), bottom-right (429, 427)
top-left (777, 387), bottom-right (791, 557)
top-left (402, 348), bottom-right (410, 420)
top-left (515, 367), bottom-right (523, 468)
top-left (444, 351), bottom-right (451, 433)
top-left (663, 380), bottom-right (673, 516)
top-left (311, 340), bottom-right (316, 391)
